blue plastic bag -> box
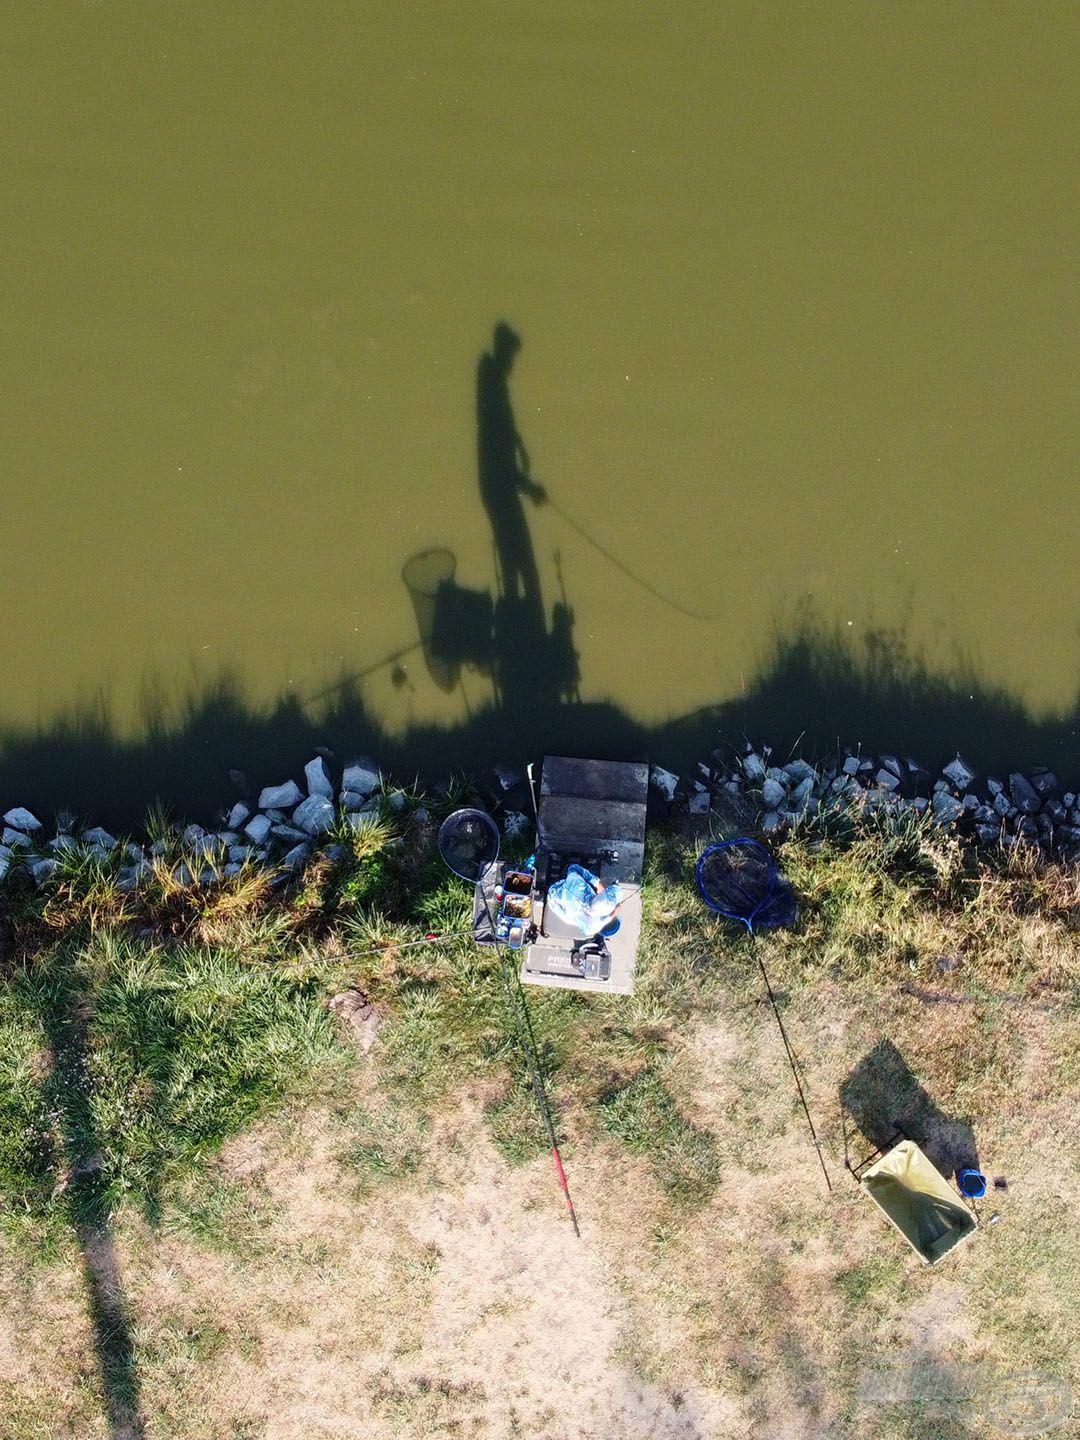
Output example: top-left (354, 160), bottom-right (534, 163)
top-left (546, 863), bottom-right (618, 935)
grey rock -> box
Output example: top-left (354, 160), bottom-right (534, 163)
top-left (388, 791), bottom-right (407, 812)
top-left (1030, 768), bottom-right (1057, 797)
top-left (931, 791), bottom-right (964, 823)
top-left (976, 823), bottom-right (1000, 846)
top-left (761, 778), bottom-right (786, 808)
top-left (842, 756), bottom-right (861, 776)
top-left (942, 755), bottom-right (977, 790)
top-left (414, 807), bottom-right (431, 824)
top-left (761, 810), bottom-right (782, 832)
top-left (1063, 792), bottom-right (1076, 809)
top-left (909, 796), bottom-right (930, 814)
top-left (789, 776), bottom-right (814, 809)
top-left (3, 807), bottom-right (41, 831)
top-left (174, 863), bottom-right (195, 886)
top-left (1015, 817), bottom-right (1038, 842)
top-left (324, 843), bottom-right (350, 864)
top-left (1043, 799), bottom-right (1067, 825)
top-left (293, 795), bottom-right (335, 835)
top-left (244, 813), bottom-right (273, 845)
top-left (962, 794), bottom-right (979, 812)
top-left (649, 765), bottom-right (679, 801)
top-left (282, 843), bottom-right (312, 871)
top-left (879, 755), bottom-right (904, 779)
top-left (82, 826), bottom-right (118, 849)
top-left (216, 831), bottom-right (239, 846)
top-left (742, 753), bottom-right (767, 782)
top-left (341, 760), bottom-right (380, 797)
top-left (272, 824), bottom-right (311, 844)
top-left (30, 857), bottom-right (58, 883)
top-left (974, 805), bottom-right (995, 823)
top-left (875, 769), bottom-right (900, 791)
top-left (125, 843), bottom-right (145, 862)
top-left (687, 790), bottom-right (710, 815)
top-left (48, 835), bottom-right (78, 854)
top-left (223, 862), bottom-right (242, 878)
top-left (858, 759), bottom-right (875, 773)
top-left (784, 759), bottom-right (818, 784)
top-left (228, 845), bottom-right (254, 863)
top-left (340, 789), bottom-right (368, 812)
top-left (304, 756), bottom-right (334, 798)
top-left (182, 824), bottom-right (206, 845)
top-left (227, 801), bottom-right (251, 830)
top-left (258, 781), bottom-right (303, 811)
top-left (1008, 773), bottom-right (1041, 814)
top-left (2, 828), bottom-right (31, 849)
top-left (986, 776), bottom-right (1004, 797)
top-left (932, 780), bottom-right (949, 794)
top-left (993, 792), bottom-right (1011, 818)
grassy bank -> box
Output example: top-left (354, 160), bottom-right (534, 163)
top-left (1, 791), bottom-right (1077, 1438)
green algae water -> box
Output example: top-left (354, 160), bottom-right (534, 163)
top-left (2, 4), bottom-right (1078, 814)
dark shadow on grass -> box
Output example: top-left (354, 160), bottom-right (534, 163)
top-left (839, 1037), bottom-right (978, 1181)
top-left (36, 959), bottom-right (145, 1440)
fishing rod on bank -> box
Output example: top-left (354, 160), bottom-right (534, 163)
top-left (437, 807), bottom-right (582, 1237)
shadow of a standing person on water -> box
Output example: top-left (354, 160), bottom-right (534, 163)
top-left (474, 321), bottom-right (580, 709)
top-left (476, 322), bottom-right (548, 622)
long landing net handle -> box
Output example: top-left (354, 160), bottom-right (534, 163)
top-left (474, 878), bottom-right (583, 1239)
top-left (502, 955), bottom-right (583, 1239)
top-left (551, 1143), bottom-right (581, 1238)
top-left (754, 950), bottom-right (833, 1193)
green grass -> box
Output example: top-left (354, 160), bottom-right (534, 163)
top-left (0, 931), bottom-right (347, 1241)
top-left (1, 782), bottom-right (1078, 1438)
top-left (597, 1067), bottom-right (721, 1204)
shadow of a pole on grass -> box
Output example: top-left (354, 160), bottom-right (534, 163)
top-left (37, 955), bottom-right (146, 1440)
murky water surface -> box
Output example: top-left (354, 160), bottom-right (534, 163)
top-left (3, 5), bottom-right (1078, 804)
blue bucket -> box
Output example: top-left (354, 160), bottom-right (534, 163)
top-left (958, 1167), bottom-right (987, 1199)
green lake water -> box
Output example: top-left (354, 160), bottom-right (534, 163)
top-left (3, 4), bottom-right (1078, 817)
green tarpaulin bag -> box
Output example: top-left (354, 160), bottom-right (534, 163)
top-left (860, 1139), bottom-right (977, 1265)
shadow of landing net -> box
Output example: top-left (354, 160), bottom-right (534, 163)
top-left (694, 839), bottom-right (831, 1191)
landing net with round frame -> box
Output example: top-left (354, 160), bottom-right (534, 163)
top-left (694, 838), bottom-right (830, 1190)
top-left (436, 807), bottom-right (501, 884)
top-left (436, 808), bottom-right (581, 1235)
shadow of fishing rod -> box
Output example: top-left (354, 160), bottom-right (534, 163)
top-left (541, 490), bottom-right (716, 623)
top-left (302, 639), bottom-right (424, 707)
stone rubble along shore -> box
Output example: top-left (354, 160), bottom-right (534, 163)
top-left (1, 742), bottom-right (1077, 892)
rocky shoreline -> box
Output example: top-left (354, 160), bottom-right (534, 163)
top-left (2, 742), bottom-right (1077, 891)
